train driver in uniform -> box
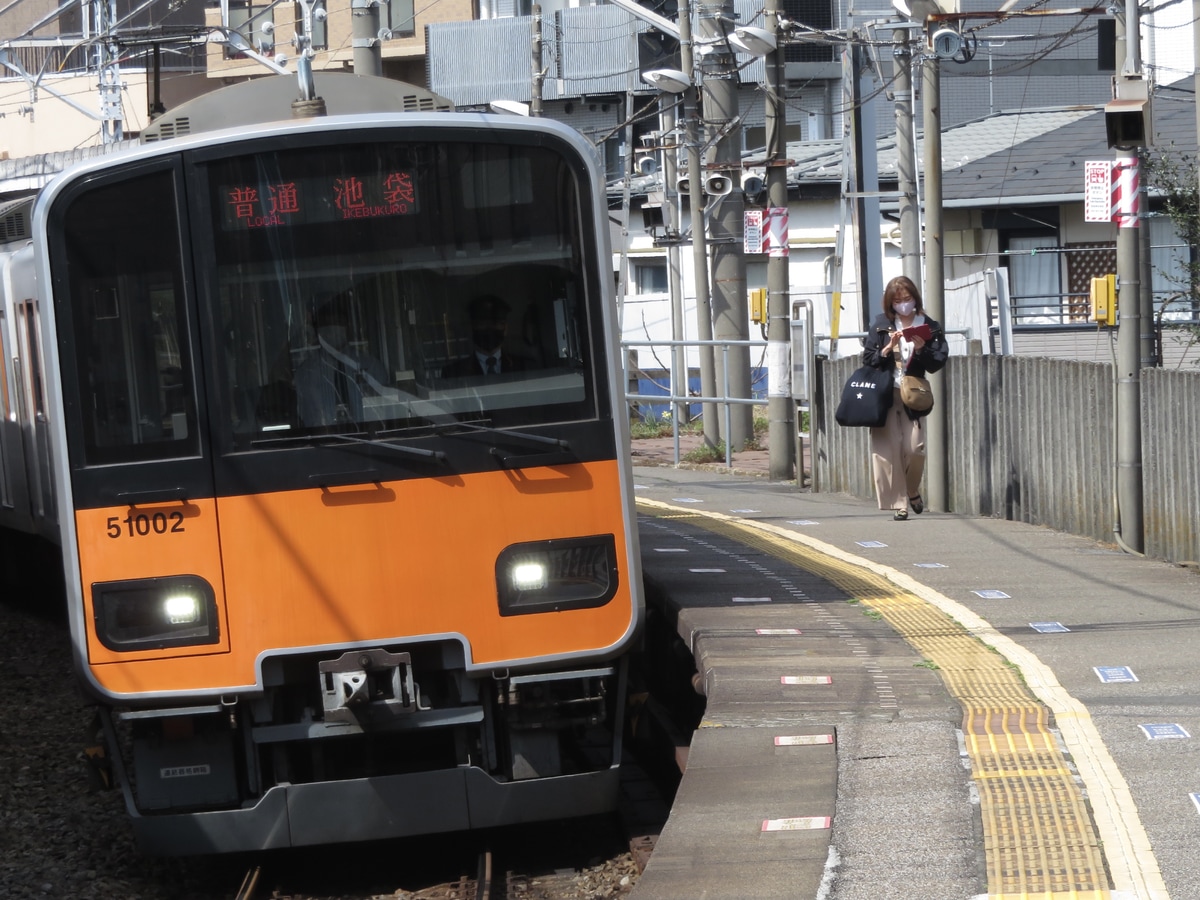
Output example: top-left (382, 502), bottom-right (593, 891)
top-left (442, 294), bottom-right (530, 378)
top-left (294, 295), bottom-right (388, 427)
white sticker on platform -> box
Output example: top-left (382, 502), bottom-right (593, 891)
top-left (856, 541), bottom-right (887, 549)
top-left (733, 596), bottom-right (772, 603)
top-left (1030, 622), bottom-right (1070, 633)
top-left (787, 519), bottom-right (819, 526)
top-left (781, 675), bottom-right (831, 685)
top-left (775, 734), bottom-right (834, 746)
top-left (731, 508), bottom-right (760, 514)
top-left (689, 568), bottom-right (726, 573)
top-left (1140, 724), bottom-right (1189, 739)
top-left (914, 562), bottom-right (947, 568)
top-left (654, 548), bottom-right (688, 552)
top-left (762, 816), bottom-right (831, 832)
top-left (1094, 666), bottom-right (1138, 683)
top-left (972, 590), bottom-right (1011, 599)
top-left (671, 497), bottom-right (703, 503)
top-left (757, 628), bottom-right (802, 635)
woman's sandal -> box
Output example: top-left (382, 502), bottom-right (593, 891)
top-left (909, 495), bottom-right (924, 515)
top-left (893, 509), bottom-right (908, 521)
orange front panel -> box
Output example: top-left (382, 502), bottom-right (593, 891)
top-left (84, 460), bottom-right (635, 697)
top-left (75, 499), bottom-right (230, 667)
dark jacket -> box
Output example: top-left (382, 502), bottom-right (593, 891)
top-left (862, 313), bottom-right (949, 419)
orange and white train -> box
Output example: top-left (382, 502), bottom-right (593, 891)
top-left (0, 74), bottom-right (642, 854)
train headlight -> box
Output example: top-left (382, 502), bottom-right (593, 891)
top-left (496, 535), bottom-right (619, 616)
top-left (92, 575), bottom-right (219, 651)
top-left (163, 593), bottom-right (202, 625)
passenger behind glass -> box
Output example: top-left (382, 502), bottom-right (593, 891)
top-left (442, 294), bottom-right (532, 378)
top-left (294, 296), bottom-right (388, 427)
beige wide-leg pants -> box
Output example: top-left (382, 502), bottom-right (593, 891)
top-left (869, 389), bottom-right (925, 512)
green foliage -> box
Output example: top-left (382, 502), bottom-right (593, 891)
top-left (1143, 147), bottom-right (1200, 362)
top-left (628, 413), bottom-right (671, 439)
top-left (682, 440), bottom-right (726, 464)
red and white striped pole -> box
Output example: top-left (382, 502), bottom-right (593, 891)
top-left (1111, 157), bottom-right (1140, 229)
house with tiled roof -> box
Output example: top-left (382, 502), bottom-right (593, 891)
top-left (616, 86), bottom-right (1200, 368)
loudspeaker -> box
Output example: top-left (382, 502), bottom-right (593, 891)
top-left (704, 174), bottom-right (733, 197)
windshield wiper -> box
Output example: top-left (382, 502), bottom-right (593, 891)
top-left (436, 421), bottom-right (574, 468)
top-left (319, 432), bottom-right (448, 464)
top-left (248, 430), bottom-right (447, 464)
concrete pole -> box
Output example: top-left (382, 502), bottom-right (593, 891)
top-left (1138, 149), bottom-right (1156, 366)
top-left (922, 43), bottom-right (948, 513)
top-left (531, 5), bottom-right (544, 117)
top-left (351, 0), bottom-right (382, 77)
top-left (851, 43), bottom-right (885, 331)
top-left (1114, 0), bottom-right (1144, 551)
top-left (662, 103), bottom-right (688, 428)
top-left (679, 0), bottom-right (720, 448)
top-left (765, 0), bottom-right (794, 480)
top-left (893, 29), bottom-right (920, 285)
top-left (698, 0), bottom-right (752, 450)
top-left (97, 0), bottom-right (123, 142)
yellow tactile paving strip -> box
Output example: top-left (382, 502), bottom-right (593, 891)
top-left (637, 498), bottom-right (1169, 900)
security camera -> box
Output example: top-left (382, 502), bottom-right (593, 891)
top-left (931, 28), bottom-right (964, 59)
top-left (742, 175), bottom-right (766, 204)
top-left (637, 155), bottom-right (659, 176)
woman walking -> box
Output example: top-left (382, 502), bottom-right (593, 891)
top-left (861, 276), bottom-right (949, 520)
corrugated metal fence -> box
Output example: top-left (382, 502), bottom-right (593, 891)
top-left (813, 355), bottom-right (1200, 566)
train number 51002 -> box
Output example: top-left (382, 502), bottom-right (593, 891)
top-left (106, 512), bottom-right (186, 539)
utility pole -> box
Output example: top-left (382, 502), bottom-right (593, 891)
top-left (893, 28), bottom-right (919, 285)
top-left (661, 102), bottom-right (688, 433)
top-left (849, 41), bottom-right (885, 332)
top-left (679, 0), bottom-right (720, 449)
top-left (1113, 0), bottom-right (1144, 552)
top-left (698, 0), bottom-right (752, 450)
top-left (922, 33), bottom-right (947, 512)
top-left (1138, 151), bottom-right (1155, 366)
top-left (96, 0), bottom-right (123, 142)
top-left (531, 4), bottom-right (544, 117)
top-left (351, 0), bottom-right (382, 76)
top-left (764, 0), bottom-right (793, 479)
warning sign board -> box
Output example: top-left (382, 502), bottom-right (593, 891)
top-left (1084, 160), bottom-right (1111, 223)
top-left (744, 209), bottom-right (764, 254)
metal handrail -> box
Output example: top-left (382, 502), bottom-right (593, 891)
top-left (621, 338), bottom-right (768, 469)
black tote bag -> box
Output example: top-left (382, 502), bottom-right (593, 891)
top-left (835, 365), bottom-right (894, 427)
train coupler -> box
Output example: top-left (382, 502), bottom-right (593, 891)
top-left (319, 648), bottom-right (428, 724)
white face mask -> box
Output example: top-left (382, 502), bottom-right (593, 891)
top-left (894, 300), bottom-right (916, 317)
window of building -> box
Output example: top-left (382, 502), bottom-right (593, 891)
top-left (1006, 235), bottom-right (1061, 325)
top-left (633, 260), bottom-right (668, 295)
top-left (225, 2), bottom-right (273, 59)
top-left (782, 0), bottom-right (834, 63)
top-left (1149, 214), bottom-right (1197, 323)
top-left (295, 1), bottom-right (327, 50)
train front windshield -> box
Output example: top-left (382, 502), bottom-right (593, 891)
top-left (202, 137), bottom-right (601, 446)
